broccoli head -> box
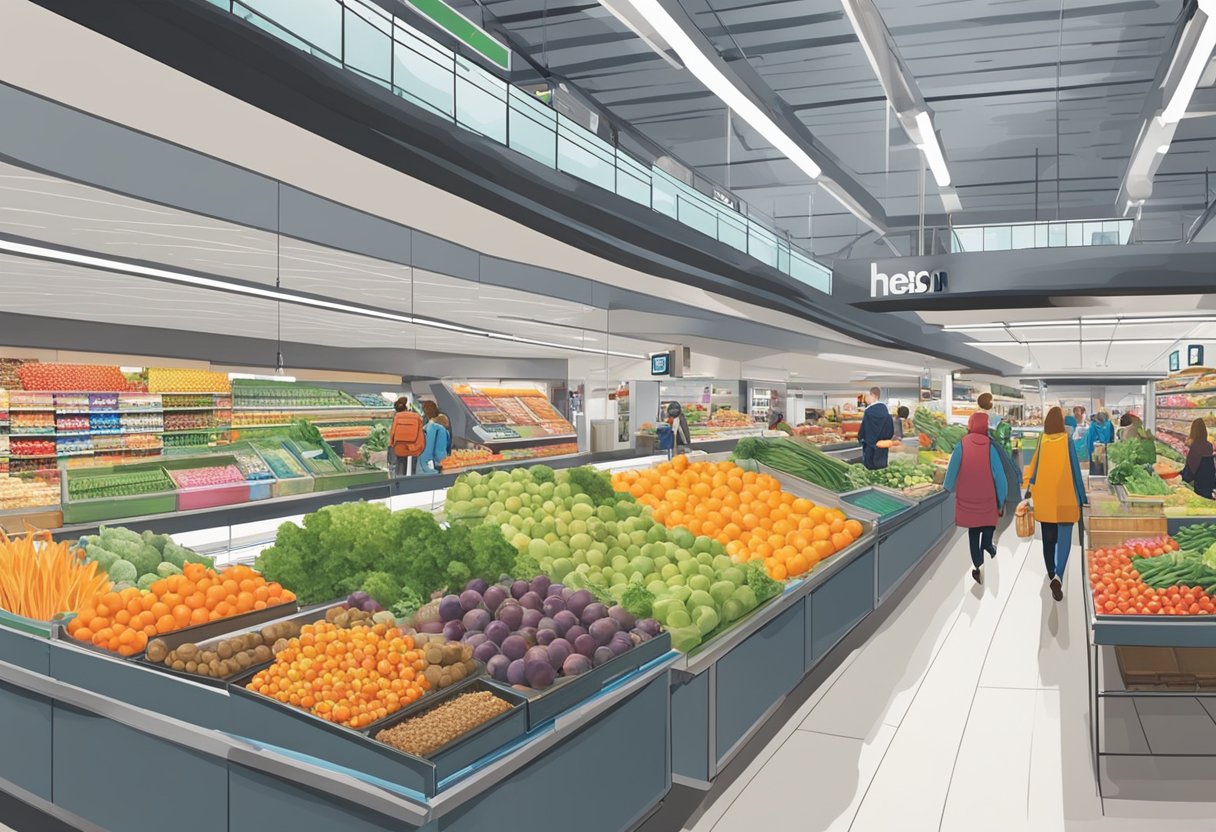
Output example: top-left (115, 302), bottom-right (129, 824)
top-left (156, 562), bottom-right (183, 578)
top-left (161, 541), bottom-right (191, 569)
top-left (89, 547), bottom-right (120, 573)
top-left (126, 544), bottom-right (162, 577)
top-left (137, 573), bottom-right (159, 591)
top-left (107, 559), bottom-right (138, 584)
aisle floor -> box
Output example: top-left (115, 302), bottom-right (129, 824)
top-left (680, 528), bottom-right (1216, 832)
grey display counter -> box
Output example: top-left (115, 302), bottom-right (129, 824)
top-left (0, 452), bottom-right (959, 829)
top-left (0, 623), bottom-right (677, 832)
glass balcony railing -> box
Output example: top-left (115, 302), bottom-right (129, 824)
top-left (206, 0), bottom-right (833, 294)
top-left (947, 219), bottom-right (1133, 253)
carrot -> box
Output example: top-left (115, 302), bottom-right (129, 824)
top-left (0, 530), bottom-right (111, 621)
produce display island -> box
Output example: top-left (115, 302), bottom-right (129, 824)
top-left (0, 450), bottom-right (959, 832)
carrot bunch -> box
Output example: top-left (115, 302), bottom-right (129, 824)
top-left (0, 530), bottom-right (111, 621)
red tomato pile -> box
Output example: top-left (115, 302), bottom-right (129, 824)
top-left (1089, 535), bottom-right (1216, 616)
top-left (18, 364), bottom-right (129, 392)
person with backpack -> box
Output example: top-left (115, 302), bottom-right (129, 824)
top-left (388, 397), bottom-right (425, 475)
top-left (943, 411), bottom-right (1008, 585)
top-left (419, 413), bottom-right (452, 474)
top-left (977, 393), bottom-right (1019, 508)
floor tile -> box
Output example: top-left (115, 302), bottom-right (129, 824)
top-left (708, 724), bottom-right (895, 832)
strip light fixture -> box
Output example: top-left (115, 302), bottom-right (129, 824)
top-left (968, 339), bottom-right (1175, 347)
top-left (914, 112), bottom-right (951, 187)
top-left (1161, 0), bottom-right (1216, 123)
top-left (617, 0), bottom-right (820, 181)
top-left (943, 315), bottom-right (1216, 332)
top-left (0, 237), bottom-right (645, 359)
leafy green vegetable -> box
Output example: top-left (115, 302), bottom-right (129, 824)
top-left (530, 464), bottom-right (556, 484)
top-left (390, 586), bottom-right (425, 621)
top-left (565, 466), bottom-right (617, 505)
top-left (255, 502), bottom-right (522, 604)
top-left (744, 560), bottom-right (783, 602)
top-left (620, 579), bottom-right (655, 618)
top-left (108, 559), bottom-right (138, 584)
top-left (362, 572), bottom-right (402, 609)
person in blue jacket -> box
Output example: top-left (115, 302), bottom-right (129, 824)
top-left (418, 413), bottom-right (452, 474)
top-left (1086, 411), bottom-right (1114, 464)
top-left (857, 386), bottom-right (894, 470)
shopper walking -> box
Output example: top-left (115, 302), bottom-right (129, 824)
top-left (1183, 418), bottom-right (1216, 500)
top-left (858, 386), bottom-right (894, 470)
top-left (892, 405), bottom-right (909, 440)
top-left (418, 413), bottom-right (452, 475)
top-left (943, 411), bottom-right (1008, 585)
top-left (1024, 406), bottom-right (1088, 601)
top-left (1087, 411), bottom-right (1115, 475)
top-left (978, 393), bottom-right (1018, 507)
top-left (388, 398), bottom-right (425, 476)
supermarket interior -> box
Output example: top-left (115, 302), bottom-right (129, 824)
top-left (9, 0), bottom-right (1216, 830)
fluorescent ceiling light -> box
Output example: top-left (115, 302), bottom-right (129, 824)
top-left (229, 372), bottom-right (298, 382)
top-left (914, 112), bottom-right (951, 187)
top-left (1161, 4), bottom-right (1216, 123)
top-left (969, 339), bottom-right (1175, 347)
top-left (942, 315), bottom-right (1216, 332)
top-left (609, 0), bottom-right (821, 183)
top-left (599, 0), bottom-right (682, 69)
top-left (0, 238), bottom-right (644, 360)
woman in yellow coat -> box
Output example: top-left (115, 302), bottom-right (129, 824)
top-left (1024, 406), bottom-right (1088, 601)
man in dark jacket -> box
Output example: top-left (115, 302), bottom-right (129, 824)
top-left (858, 386), bottom-right (894, 470)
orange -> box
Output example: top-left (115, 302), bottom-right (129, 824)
top-left (844, 519), bottom-right (864, 539)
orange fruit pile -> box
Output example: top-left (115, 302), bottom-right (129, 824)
top-left (247, 621), bottom-right (429, 729)
top-left (613, 456), bottom-right (864, 581)
top-left (67, 563), bottom-right (294, 654)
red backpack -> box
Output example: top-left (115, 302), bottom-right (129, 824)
top-left (391, 411), bottom-right (425, 457)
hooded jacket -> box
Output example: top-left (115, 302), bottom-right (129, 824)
top-left (943, 412), bottom-right (1008, 528)
top-left (858, 400), bottom-right (894, 469)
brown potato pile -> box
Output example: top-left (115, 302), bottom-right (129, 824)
top-left (145, 621), bottom-right (300, 679)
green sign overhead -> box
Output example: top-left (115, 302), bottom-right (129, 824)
top-left (403, 0), bottom-right (510, 70)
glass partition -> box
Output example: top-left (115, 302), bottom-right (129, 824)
top-left (214, 0), bottom-right (833, 293)
top-left (948, 218), bottom-right (1133, 252)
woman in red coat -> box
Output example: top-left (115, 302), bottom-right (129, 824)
top-left (943, 411), bottom-right (1009, 584)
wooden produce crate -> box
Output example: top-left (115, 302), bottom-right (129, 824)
top-left (1087, 515), bottom-right (1168, 550)
top-left (1115, 646), bottom-right (1216, 690)
top-left (0, 507), bottom-right (63, 534)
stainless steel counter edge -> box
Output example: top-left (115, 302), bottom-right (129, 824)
top-left (0, 656), bottom-right (432, 825)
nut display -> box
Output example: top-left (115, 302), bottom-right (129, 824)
top-left (374, 690), bottom-right (512, 757)
top-left (144, 620), bottom-right (302, 679)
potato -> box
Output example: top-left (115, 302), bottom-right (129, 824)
top-left (243, 633), bottom-right (261, 650)
top-left (171, 659), bottom-right (186, 671)
top-left (209, 659), bottom-right (223, 675)
top-left (439, 672), bottom-right (452, 688)
top-left (201, 650), bottom-right (216, 665)
top-left (196, 664), bottom-right (211, 677)
top-left (185, 661), bottom-right (198, 674)
top-left (177, 643), bottom-right (199, 661)
top-left (424, 665), bottom-right (443, 687)
top-left (442, 643), bottom-right (463, 666)
top-left (145, 639), bottom-right (169, 663)
top-left (236, 651), bottom-right (252, 668)
top-left (253, 645), bottom-right (272, 663)
top-left (449, 662), bottom-right (467, 681)
top-left (464, 659), bottom-right (476, 676)
top-left (273, 638), bottom-right (289, 654)
top-left (217, 641), bottom-right (234, 660)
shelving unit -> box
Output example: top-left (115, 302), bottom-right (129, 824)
top-left (1154, 380), bottom-right (1216, 454)
top-left (228, 380), bottom-right (390, 442)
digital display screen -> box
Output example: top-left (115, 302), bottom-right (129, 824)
top-left (1189, 345), bottom-right (1204, 367)
top-left (650, 353), bottom-right (669, 376)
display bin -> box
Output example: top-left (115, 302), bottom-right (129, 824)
top-left (492, 631), bottom-right (672, 730)
top-left (131, 599), bottom-right (312, 687)
top-left (0, 506), bottom-right (63, 535)
top-left (875, 493), bottom-right (945, 600)
top-left (360, 679), bottom-right (529, 786)
top-left (161, 455), bottom-right (254, 510)
top-left (226, 666), bottom-right (487, 796)
top-left (61, 462), bottom-right (178, 524)
top-left (0, 623), bottom-right (53, 802)
top-left (55, 598), bottom-right (298, 662)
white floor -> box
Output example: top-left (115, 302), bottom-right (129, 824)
top-left (682, 529), bottom-right (1216, 832)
